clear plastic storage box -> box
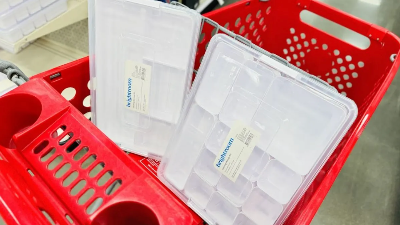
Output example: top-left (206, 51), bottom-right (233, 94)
top-left (89, 0), bottom-right (201, 159)
top-left (0, 0), bottom-right (66, 42)
top-left (159, 34), bottom-right (358, 225)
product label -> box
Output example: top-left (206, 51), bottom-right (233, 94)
top-left (124, 60), bottom-right (152, 114)
top-left (214, 121), bottom-right (260, 182)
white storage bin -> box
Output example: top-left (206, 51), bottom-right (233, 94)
top-left (88, 0), bottom-right (201, 159)
top-left (0, 0), bottom-right (67, 43)
top-left (0, 0), bottom-right (27, 14)
top-left (159, 34), bottom-right (358, 225)
top-left (0, 0), bottom-right (45, 30)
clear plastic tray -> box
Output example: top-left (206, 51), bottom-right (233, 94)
top-left (0, 0), bottom-right (67, 42)
top-left (88, 0), bottom-right (201, 159)
top-left (0, 0), bottom-right (27, 14)
top-left (158, 34), bottom-right (358, 225)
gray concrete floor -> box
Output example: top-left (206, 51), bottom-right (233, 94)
top-left (309, 0), bottom-right (400, 225)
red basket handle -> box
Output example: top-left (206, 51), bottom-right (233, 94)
top-left (298, 0), bottom-right (382, 40)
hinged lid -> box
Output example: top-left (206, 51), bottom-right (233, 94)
top-left (89, 0), bottom-right (201, 159)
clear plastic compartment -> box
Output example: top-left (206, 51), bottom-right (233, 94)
top-left (88, 0), bottom-right (201, 159)
top-left (0, 0), bottom-right (66, 42)
top-left (159, 34), bottom-right (358, 225)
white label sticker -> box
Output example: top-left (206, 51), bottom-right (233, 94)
top-left (214, 121), bottom-right (260, 182)
top-left (124, 60), bottom-right (152, 114)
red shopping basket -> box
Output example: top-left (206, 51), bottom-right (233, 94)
top-left (0, 0), bottom-right (399, 224)
top-left (0, 57), bottom-right (203, 225)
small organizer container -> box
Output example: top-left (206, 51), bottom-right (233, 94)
top-left (0, 0), bottom-right (67, 42)
top-left (158, 34), bottom-right (357, 225)
top-left (0, 0), bottom-right (28, 14)
top-left (88, 0), bottom-right (201, 159)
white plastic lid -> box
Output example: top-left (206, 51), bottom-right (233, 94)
top-left (158, 34), bottom-right (357, 225)
top-left (88, 0), bottom-right (201, 159)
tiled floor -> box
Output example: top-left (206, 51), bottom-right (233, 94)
top-left (1, 0), bottom-right (400, 224)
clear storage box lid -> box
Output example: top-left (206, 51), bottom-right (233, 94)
top-left (88, 0), bottom-right (201, 159)
top-left (158, 34), bottom-right (358, 225)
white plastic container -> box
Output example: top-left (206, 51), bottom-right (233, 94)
top-left (0, 0), bottom-right (26, 14)
top-left (0, 0), bottom-right (66, 43)
top-left (158, 34), bottom-right (358, 225)
top-left (88, 0), bottom-right (201, 159)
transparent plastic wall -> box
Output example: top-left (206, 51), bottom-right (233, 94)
top-left (159, 34), bottom-right (357, 225)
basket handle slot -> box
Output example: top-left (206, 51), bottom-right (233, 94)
top-left (300, 10), bottom-right (371, 50)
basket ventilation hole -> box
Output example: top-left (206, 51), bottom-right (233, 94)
top-left (83, 96), bottom-right (91, 107)
top-left (334, 49), bottom-right (340, 56)
top-left (66, 215), bottom-right (73, 224)
top-left (61, 87), bottom-right (76, 101)
top-left (300, 33), bottom-right (306, 39)
top-left (87, 80), bottom-right (91, 90)
top-left (300, 52), bottom-right (305, 57)
top-left (52, 125), bottom-right (66, 138)
top-left (296, 44), bottom-right (302, 50)
top-left (84, 112), bottom-right (92, 120)
top-left (55, 163), bottom-right (71, 178)
top-left (337, 58), bottom-right (343, 64)
top-left (283, 49), bottom-right (288, 55)
top-left (199, 56), bottom-right (203, 64)
top-left (335, 76), bottom-right (341, 82)
top-left (81, 155), bottom-right (97, 169)
top-left (256, 35), bottom-right (261, 42)
top-left (41, 210), bottom-right (55, 225)
top-left (346, 55), bottom-right (352, 62)
top-left (311, 38), bottom-right (317, 44)
top-left (87, 198), bottom-right (104, 215)
top-left (327, 78), bottom-right (332, 83)
top-left (332, 68), bottom-right (338, 74)
top-left (286, 56), bottom-right (291, 62)
top-left (343, 74), bottom-right (349, 80)
top-left (358, 61), bottom-right (365, 68)
top-left (246, 13), bottom-right (252, 22)
top-left (266, 6), bottom-right (271, 15)
top-left (256, 10), bottom-right (261, 18)
top-left (349, 64), bottom-right (355, 70)
top-left (290, 46), bottom-right (295, 52)
top-left (106, 179), bottom-right (122, 196)
top-left (224, 23), bottom-right (229, 30)
top-left (352, 72), bottom-right (358, 78)
top-left (340, 66), bottom-right (346, 72)
top-left (48, 155), bottom-right (63, 170)
top-left (98, 171), bottom-right (113, 186)
top-left (290, 28), bottom-right (295, 34)
top-left (59, 132), bottom-right (73, 146)
top-left (78, 189), bottom-right (95, 205)
top-left (27, 169), bottom-right (34, 176)
top-left (293, 36), bottom-right (298, 42)
top-left (341, 92), bottom-right (347, 96)
top-left (244, 33), bottom-right (249, 39)
top-left (346, 82), bottom-right (352, 88)
top-left (262, 25), bottom-right (267, 31)
top-left (338, 84), bottom-right (344, 90)
top-left (293, 54), bottom-right (298, 60)
top-left (41, 148), bottom-right (56, 162)
top-left (74, 147), bottom-right (89, 161)
top-left (286, 39), bottom-right (291, 45)
top-left (71, 180), bottom-right (87, 196)
top-left (259, 41), bottom-right (263, 47)
top-left (253, 29), bottom-right (258, 36)
top-left (303, 41), bottom-right (309, 47)
top-left (240, 25), bottom-right (245, 34)
top-left (63, 171), bottom-right (79, 187)
top-left (296, 62), bottom-right (301, 67)
top-left (259, 17), bottom-right (264, 25)
top-left (89, 162), bottom-right (105, 178)
top-left (67, 139), bottom-right (81, 153)
top-left (198, 33), bottom-right (205, 44)
top-left (34, 140), bottom-right (49, 154)
top-left (211, 28), bottom-right (217, 36)
top-left (235, 18), bottom-right (241, 27)
top-left (322, 44), bottom-right (328, 50)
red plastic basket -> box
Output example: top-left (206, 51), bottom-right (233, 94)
top-left (0, 57), bottom-right (203, 225)
top-left (0, 0), bottom-right (399, 224)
